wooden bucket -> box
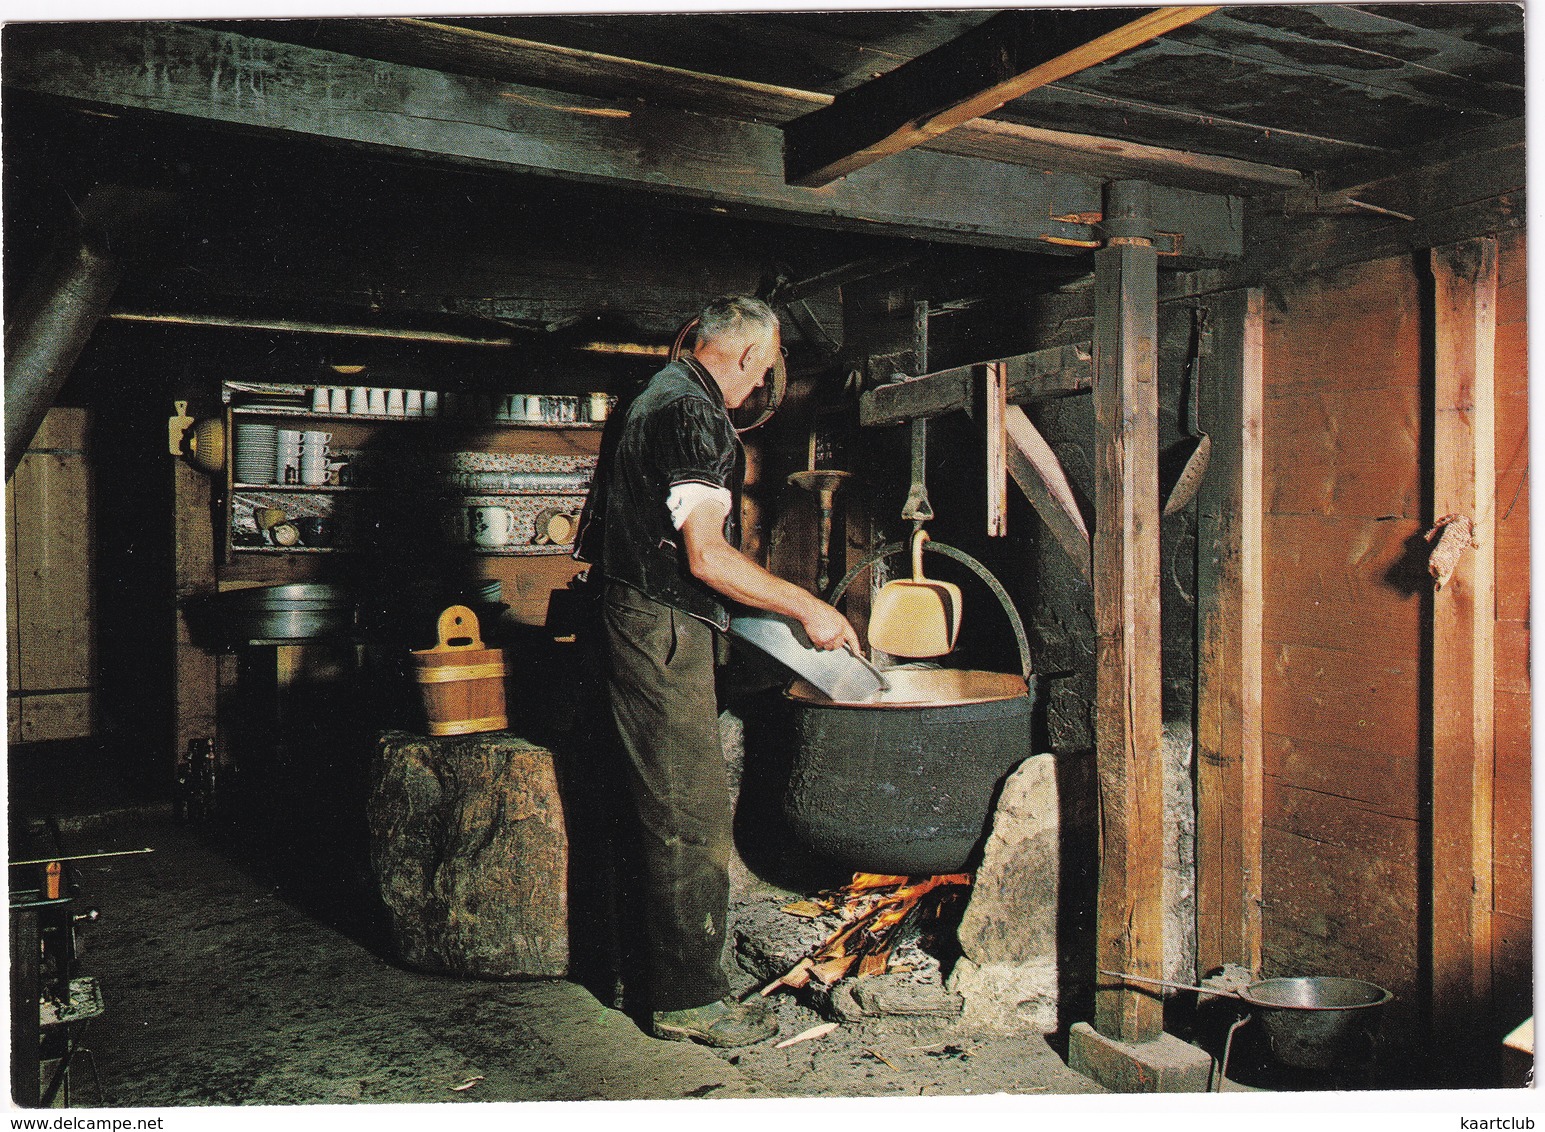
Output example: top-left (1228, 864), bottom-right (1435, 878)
top-left (411, 605), bottom-right (508, 736)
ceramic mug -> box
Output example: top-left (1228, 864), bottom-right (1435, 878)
top-left (350, 387), bottom-right (370, 415)
top-left (533, 507), bottom-right (578, 545)
top-left (368, 388), bottom-right (387, 415)
top-left (468, 506), bottom-right (515, 548)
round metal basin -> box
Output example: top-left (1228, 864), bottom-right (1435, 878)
top-left (1241, 976), bottom-right (1394, 1070)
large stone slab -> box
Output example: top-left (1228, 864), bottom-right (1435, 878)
top-left (369, 729), bottom-right (568, 978)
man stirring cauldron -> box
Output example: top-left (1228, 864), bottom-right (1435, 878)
top-left (575, 296), bottom-right (859, 1047)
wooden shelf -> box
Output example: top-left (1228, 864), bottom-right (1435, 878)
top-left (231, 543), bottom-right (576, 557)
top-left (231, 482), bottom-right (589, 497)
top-left (231, 406), bottom-right (603, 429)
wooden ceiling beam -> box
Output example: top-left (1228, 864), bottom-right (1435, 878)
top-left (783, 6), bottom-right (1219, 188)
top-left (5, 22), bottom-right (1244, 261)
top-left (207, 17), bottom-right (1302, 195)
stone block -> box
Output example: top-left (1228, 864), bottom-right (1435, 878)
top-left (946, 958), bottom-right (1058, 1034)
top-left (369, 729), bottom-right (568, 978)
top-left (956, 753), bottom-right (1061, 964)
top-left (1068, 1022), bottom-right (1214, 1093)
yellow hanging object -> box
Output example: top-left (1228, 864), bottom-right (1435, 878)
top-left (866, 530), bottom-right (962, 659)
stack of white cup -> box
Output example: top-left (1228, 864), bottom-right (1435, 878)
top-left (301, 431), bottom-right (332, 485)
top-left (274, 429), bottom-right (304, 484)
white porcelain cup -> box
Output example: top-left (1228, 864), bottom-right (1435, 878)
top-left (330, 387), bottom-right (349, 414)
top-left (311, 387), bottom-right (330, 413)
top-left (468, 506), bottom-right (515, 548)
top-left (368, 388), bottom-right (387, 415)
top-left (386, 388), bottom-right (405, 416)
top-left (423, 391), bottom-right (440, 417)
top-left (405, 389), bottom-right (423, 416)
top-left (299, 456), bottom-right (331, 487)
top-left (586, 392), bottom-right (610, 422)
top-left (523, 395), bottom-right (544, 422)
top-left (276, 429), bottom-right (303, 447)
top-left (302, 430), bottom-right (331, 454)
top-left (350, 387), bottom-right (370, 414)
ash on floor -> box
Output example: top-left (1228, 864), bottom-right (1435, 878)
top-left (46, 818), bottom-right (1101, 1108)
top-left (721, 896), bottom-right (1100, 1097)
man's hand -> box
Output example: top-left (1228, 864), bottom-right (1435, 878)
top-left (797, 600), bottom-right (862, 654)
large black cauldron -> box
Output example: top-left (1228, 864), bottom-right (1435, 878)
top-left (781, 540), bottom-right (1038, 875)
top-left (784, 669), bottom-right (1036, 874)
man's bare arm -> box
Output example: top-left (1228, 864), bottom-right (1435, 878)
top-left (679, 501), bottom-right (860, 653)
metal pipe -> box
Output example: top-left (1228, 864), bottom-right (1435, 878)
top-left (4, 238), bottom-right (124, 479)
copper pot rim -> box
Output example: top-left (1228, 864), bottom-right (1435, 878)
top-left (785, 667), bottom-right (1028, 708)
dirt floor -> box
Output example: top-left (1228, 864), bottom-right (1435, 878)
top-left (36, 815), bottom-right (1104, 1110)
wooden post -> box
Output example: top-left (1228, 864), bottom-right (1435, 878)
top-left (1429, 237), bottom-right (1498, 1046)
top-left (1091, 181), bottom-right (1165, 1042)
top-left (985, 361), bottom-right (1008, 537)
top-left (172, 456), bottom-right (219, 776)
top-left (1194, 289), bottom-right (1265, 976)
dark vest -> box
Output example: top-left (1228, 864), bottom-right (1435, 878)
top-left (577, 358), bottom-right (743, 629)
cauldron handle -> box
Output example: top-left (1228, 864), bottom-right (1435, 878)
top-left (828, 540), bottom-right (1033, 680)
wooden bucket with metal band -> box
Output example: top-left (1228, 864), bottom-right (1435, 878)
top-left (411, 605), bottom-right (508, 736)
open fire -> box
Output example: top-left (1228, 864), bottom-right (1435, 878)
top-left (759, 873), bottom-right (972, 995)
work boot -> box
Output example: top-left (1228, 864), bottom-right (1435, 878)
top-left (650, 995), bottom-right (778, 1048)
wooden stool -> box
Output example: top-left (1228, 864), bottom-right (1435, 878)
top-left (368, 729), bottom-right (568, 978)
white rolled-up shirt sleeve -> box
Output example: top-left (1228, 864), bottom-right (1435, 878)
top-left (666, 481), bottom-right (732, 530)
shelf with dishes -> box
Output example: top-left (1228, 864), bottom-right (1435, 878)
top-left (223, 379), bottom-right (614, 427)
top-left (230, 490), bottom-right (586, 556)
top-left (230, 482), bottom-right (592, 497)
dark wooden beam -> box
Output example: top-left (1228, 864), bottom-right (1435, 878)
top-left (1171, 118), bottom-right (1524, 298)
top-left (208, 17), bottom-right (1304, 195)
top-left (1088, 181), bottom-right (1164, 1045)
top-left (4, 22), bottom-right (1243, 260)
top-left (859, 341), bottom-right (1092, 428)
top-left (783, 6), bottom-right (1218, 187)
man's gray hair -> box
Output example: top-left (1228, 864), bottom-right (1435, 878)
top-left (695, 295), bottom-right (778, 348)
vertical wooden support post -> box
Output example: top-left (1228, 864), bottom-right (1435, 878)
top-left (985, 361), bottom-right (1008, 536)
top-left (1091, 181), bottom-right (1165, 1043)
top-left (1430, 238), bottom-right (1498, 1040)
top-left (1194, 289), bottom-right (1265, 976)
top-left (172, 456), bottom-right (219, 773)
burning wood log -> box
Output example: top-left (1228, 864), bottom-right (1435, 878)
top-left (762, 872), bottom-right (970, 995)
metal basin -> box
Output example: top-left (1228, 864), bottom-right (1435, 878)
top-left (207, 584), bottom-right (358, 643)
top-left (782, 669), bottom-right (1036, 875)
top-left (1240, 976), bottom-right (1393, 1070)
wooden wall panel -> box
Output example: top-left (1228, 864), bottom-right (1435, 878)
top-left (1264, 734), bottom-right (1418, 818)
top-left (1261, 256), bottom-right (1425, 1040)
top-left (1262, 514), bottom-right (1423, 656)
top-left (6, 409), bottom-right (95, 744)
top-left (1263, 388), bottom-right (1421, 517)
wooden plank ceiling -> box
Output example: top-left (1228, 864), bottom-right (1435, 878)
top-left (0, 6), bottom-right (1524, 342)
top-left (216, 5), bottom-right (1524, 189)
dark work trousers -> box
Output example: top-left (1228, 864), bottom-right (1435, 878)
top-left (601, 580), bottom-right (733, 1013)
